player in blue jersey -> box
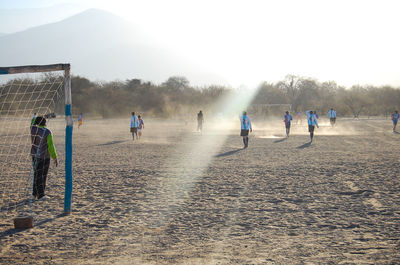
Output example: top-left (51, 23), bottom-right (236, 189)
top-left (78, 113), bottom-right (83, 129)
top-left (392, 110), bottom-right (399, 132)
top-left (284, 111), bottom-right (293, 137)
top-left (240, 111), bottom-right (252, 148)
top-left (130, 112), bottom-right (139, 140)
top-left (307, 110), bottom-right (319, 142)
top-left (328, 108), bottom-right (336, 126)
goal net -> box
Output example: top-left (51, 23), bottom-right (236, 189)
top-left (0, 64), bottom-right (73, 225)
top-left (248, 103), bottom-right (292, 119)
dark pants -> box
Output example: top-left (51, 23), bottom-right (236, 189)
top-left (241, 129), bottom-right (249, 147)
top-left (130, 127), bottom-right (138, 140)
top-left (285, 124), bottom-right (291, 136)
top-left (32, 158), bottom-right (50, 199)
top-left (308, 125), bottom-right (315, 140)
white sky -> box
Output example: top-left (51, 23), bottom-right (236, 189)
top-left (2, 0), bottom-right (400, 87)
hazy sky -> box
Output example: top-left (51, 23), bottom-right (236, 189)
top-left (2, 0), bottom-right (400, 87)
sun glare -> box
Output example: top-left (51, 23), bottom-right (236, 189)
top-left (137, 85), bottom-right (260, 228)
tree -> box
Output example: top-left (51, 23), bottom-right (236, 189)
top-left (162, 76), bottom-right (190, 91)
top-left (277, 75), bottom-right (301, 111)
top-left (342, 86), bottom-right (371, 118)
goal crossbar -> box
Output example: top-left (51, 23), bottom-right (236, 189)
top-left (0, 64), bottom-right (70, 75)
top-left (252, 103), bottom-right (292, 107)
top-left (252, 104), bottom-right (292, 111)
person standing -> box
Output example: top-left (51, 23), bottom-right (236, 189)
top-left (328, 108), bottom-right (337, 126)
top-left (284, 111), bottom-right (293, 137)
top-left (138, 115), bottom-right (145, 139)
top-left (240, 111), bottom-right (252, 148)
top-left (130, 112), bottom-right (139, 140)
top-left (31, 116), bottom-right (58, 200)
top-left (392, 110), bottom-right (399, 132)
top-left (296, 111), bottom-right (302, 125)
top-left (307, 110), bottom-right (319, 142)
top-left (197, 110), bottom-right (204, 133)
top-left (31, 113), bottom-right (37, 126)
top-left (78, 113), bottom-right (83, 129)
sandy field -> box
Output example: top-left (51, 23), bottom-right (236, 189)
top-left (1, 117), bottom-right (400, 264)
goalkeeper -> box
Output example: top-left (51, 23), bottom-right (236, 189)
top-left (30, 116), bottom-right (58, 200)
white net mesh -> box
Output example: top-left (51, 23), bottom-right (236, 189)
top-left (0, 72), bottom-right (65, 218)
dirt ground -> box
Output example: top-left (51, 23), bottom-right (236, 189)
top-left (1, 117), bottom-right (400, 264)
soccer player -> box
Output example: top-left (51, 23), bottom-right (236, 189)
top-left (392, 110), bottom-right (399, 132)
top-left (306, 110), bottom-right (311, 123)
top-left (284, 111), bottom-right (293, 137)
top-left (138, 115), bottom-right (144, 139)
top-left (240, 111), bottom-right (252, 148)
top-left (31, 113), bottom-right (37, 126)
top-left (296, 111), bottom-right (303, 125)
top-left (130, 112), bottom-right (139, 140)
top-left (197, 110), bottom-right (204, 133)
top-left (31, 116), bottom-right (58, 200)
top-left (328, 108), bottom-right (337, 126)
top-left (307, 110), bottom-right (319, 142)
top-left (78, 113), bottom-right (83, 129)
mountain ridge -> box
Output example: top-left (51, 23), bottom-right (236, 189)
top-left (0, 9), bottom-right (226, 85)
top-left (0, 4), bottom-right (84, 34)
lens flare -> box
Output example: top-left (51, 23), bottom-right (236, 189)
top-left (137, 86), bottom-right (260, 229)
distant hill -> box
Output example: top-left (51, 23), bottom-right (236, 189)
top-left (0, 4), bottom-right (84, 34)
top-left (0, 9), bottom-right (226, 86)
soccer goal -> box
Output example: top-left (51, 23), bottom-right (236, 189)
top-left (0, 64), bottom-right (73, 227)
top-left (248, 104), bottom-right (292, 118)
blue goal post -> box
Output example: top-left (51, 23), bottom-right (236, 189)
top-left (0, 63), bottom-right (73, 214)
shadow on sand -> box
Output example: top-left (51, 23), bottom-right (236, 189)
top-left (0, 213), bottom-right (67, 239)
top-left (393, 131), bottom-right (400, 134)
top-left (297, 141), bottom-right (312, 149)
top-left (214, 148), bottom-right (243, 157)
top-left (96, 140), bottom-right (127, 146)
top-left (274, 138), bottom-right (287, 143)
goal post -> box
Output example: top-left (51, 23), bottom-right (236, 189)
top-left (0, 63), bottom-right (73, 216)
top-left (64, 66), bottom-right (73, 215)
